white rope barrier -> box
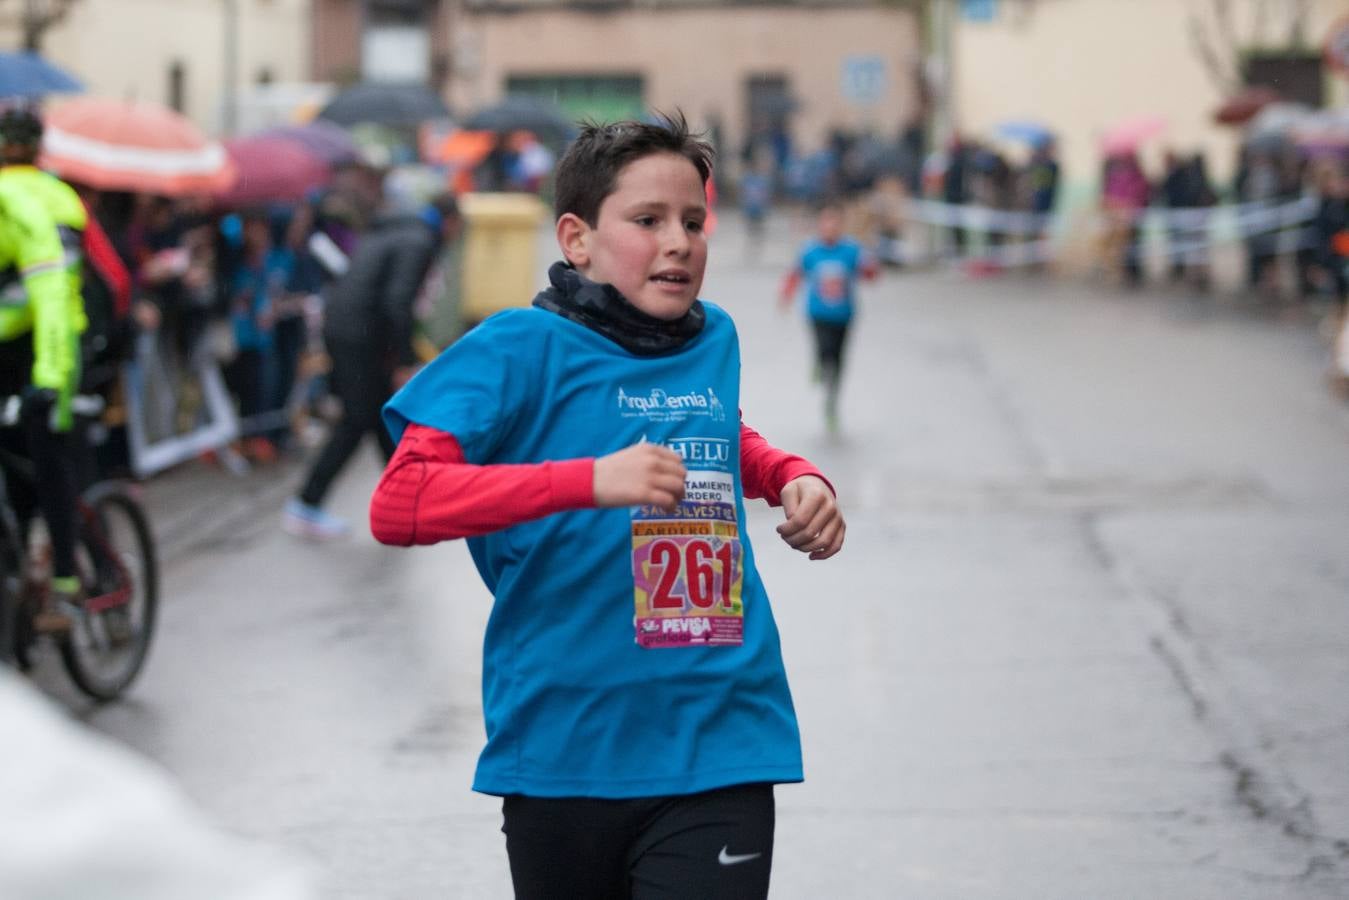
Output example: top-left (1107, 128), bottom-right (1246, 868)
top-left (891, 196), bottom-right (1322, 268)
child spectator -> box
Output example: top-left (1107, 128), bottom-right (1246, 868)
top-left (369, 113), bottom-right (846, 899)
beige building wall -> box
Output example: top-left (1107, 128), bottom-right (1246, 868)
top-left (313, 0), bottom-right (363, 84)
top-left (2, 0), bottom-right (311, 136)
top-left (450, 5), bottom-right (921, 170)
top-left (953, 0), bottom-right (1349, 191)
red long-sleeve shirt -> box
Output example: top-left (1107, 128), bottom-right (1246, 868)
top-left (370, 420), bottom-right (829, 546)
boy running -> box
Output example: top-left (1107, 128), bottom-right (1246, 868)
top-left (779, 202), bottom-right (877, 432)
top-left (370, 113), bottom-right (845, 899)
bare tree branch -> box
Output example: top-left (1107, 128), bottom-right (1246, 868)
top-left (1287, 0), bottom-right (1311, 48)
top-left (1211, 0), bottom-right (1239, 59)
top-left (0, 0), bottom-right (80, 52)
top-left (1252, 0), bottom-right (1270, 47)
top-left (1188, 12), bottom-right (1239, 96)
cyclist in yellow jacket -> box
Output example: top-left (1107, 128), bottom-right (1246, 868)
top-left (0, 107), bottom-right (89, 634)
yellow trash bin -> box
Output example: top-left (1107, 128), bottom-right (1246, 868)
top-left (459, 192), bottom-right (549, 324)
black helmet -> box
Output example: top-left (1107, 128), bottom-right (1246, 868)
top-left (0, 107), bottom-right (44, 148)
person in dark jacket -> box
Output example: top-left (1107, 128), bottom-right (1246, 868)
top-left (284, 194), bottom-right (461, 539)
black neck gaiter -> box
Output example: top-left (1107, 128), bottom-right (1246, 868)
top-left (531, 261), bottom-right (705, 356)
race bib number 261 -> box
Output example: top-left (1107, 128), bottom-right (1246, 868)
top-left (632, 470), bottom-right (743, 648)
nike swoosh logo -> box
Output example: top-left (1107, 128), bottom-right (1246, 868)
top-left (718, 846), bottom-right (762, 866)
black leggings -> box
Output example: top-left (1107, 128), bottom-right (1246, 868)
top-left (502, 783), bottom-right (775, 900)
top-left (811, 319), bottom-right (850, 376)
top-left (298, 337), bottom-right (396, 508)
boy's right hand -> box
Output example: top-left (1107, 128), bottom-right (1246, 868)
top-left (594, 444), bottom-right (686, 512)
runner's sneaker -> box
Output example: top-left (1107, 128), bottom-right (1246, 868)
top-left (282, 499), bottom-right (349, 541)
top-left (32, 576), bottom-right (81, 635)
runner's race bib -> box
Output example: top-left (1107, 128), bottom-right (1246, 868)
top-left (632, 469), bottom-right (744, 648)
top-left (814, 259), bottom-right (850, 305)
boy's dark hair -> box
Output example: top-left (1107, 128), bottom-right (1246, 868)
top-left (554, 110), bottom-right (714, 226)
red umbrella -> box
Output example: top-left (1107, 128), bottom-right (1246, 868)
top-left (217, 135), bottom-right (331, 206)
top-left (1101, 115), bottom-right (1167, 156)
top-left (40, 97), bottom-right (235, 195)
top-left (258, 120), bottom-right (361, 166)
top-left (1212, 86), bottom-right (1282, 126)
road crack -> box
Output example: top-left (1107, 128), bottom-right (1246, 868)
top-left (1079, 511), bottom-right (1347, 879)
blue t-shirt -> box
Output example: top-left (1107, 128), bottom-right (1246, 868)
top-left (384, 304), bottom-right (803, 799)
top-left (798, 237), bottom-right (867, 324)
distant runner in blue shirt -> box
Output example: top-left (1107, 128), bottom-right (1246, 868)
top-left (779, 202), bottom-right (877, 432)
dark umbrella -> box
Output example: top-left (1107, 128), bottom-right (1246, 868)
top-left (462, 97), bottom-right (577, 145)
top-left (317, 82), bottom-right (451, 129)
top-left (0, 51), bottom-right (83, 98)
top-left (218, 135), bottom-right (331, 207)
top-left (258, 120), bottom-right (361, 166)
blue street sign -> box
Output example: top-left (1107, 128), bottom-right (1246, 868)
top-left (961, 0), bottom-right (998, 22)
top-left (840, 55), bottom-right (887, 106)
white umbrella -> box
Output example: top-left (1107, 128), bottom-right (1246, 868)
top-left (1246, 102), bottom-right (1313, 137)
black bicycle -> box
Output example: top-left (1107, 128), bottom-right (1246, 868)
top-left (0, 394), bottom-right (158, 700)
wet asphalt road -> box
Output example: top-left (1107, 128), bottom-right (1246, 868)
top-left (34, 213), bottom-right (1349, 898)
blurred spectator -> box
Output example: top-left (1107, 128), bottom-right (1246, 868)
top-left (284, 194), bottom-right (461, 540)
top-left (897, 111), bottom-right (926, 195)
top-left (1101, 153), bottom-right (1151, 287)
top-left (226, 210), bottom-right (287, 463)
top-left (943, 137), bottom-right (971, 255)
top-left (266, 209), bottom-right (306, 452)
top-left (740, 153), bottom-right (773, 259)
top-left (1309, 161), bottom-right (1349, 312)
top-left (1161, 151), bottom-right (1218, 290)
top-left (1026, 139), bottom-right (1060, 222)
top-left (134, 197), bottom-right (218, 357)
top-left (507, 131), bottom-right (556, 193)
top-left (327, 162), bottom-right (382, 235)
top-left (1019, 138), bottom-right (1060, 270)
top-left (970, 144), bottom-right (1013, 265)
top-left (1235, 146), bottom-right (1283, 293)
top-left (863, 174), bottom-right (909, 268)
top-left (475, 132), bottom-right (515, 193)
top-left (1160, 151), bottom-right (1189, 282)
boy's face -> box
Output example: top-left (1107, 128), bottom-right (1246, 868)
top-left (242, 219), bottom-right (270, 251)
top-left (559, 152), bottom-right (708, 320)
top-left (819, 208), bottom-right (844, 244)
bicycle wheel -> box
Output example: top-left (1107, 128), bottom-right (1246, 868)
top-left (59, 483), bottom-right (159, 700)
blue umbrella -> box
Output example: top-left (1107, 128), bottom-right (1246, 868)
top-left (994, 120), bottom-right (1053, 147)
top-left (0, 51), bottom-right (83, 98)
